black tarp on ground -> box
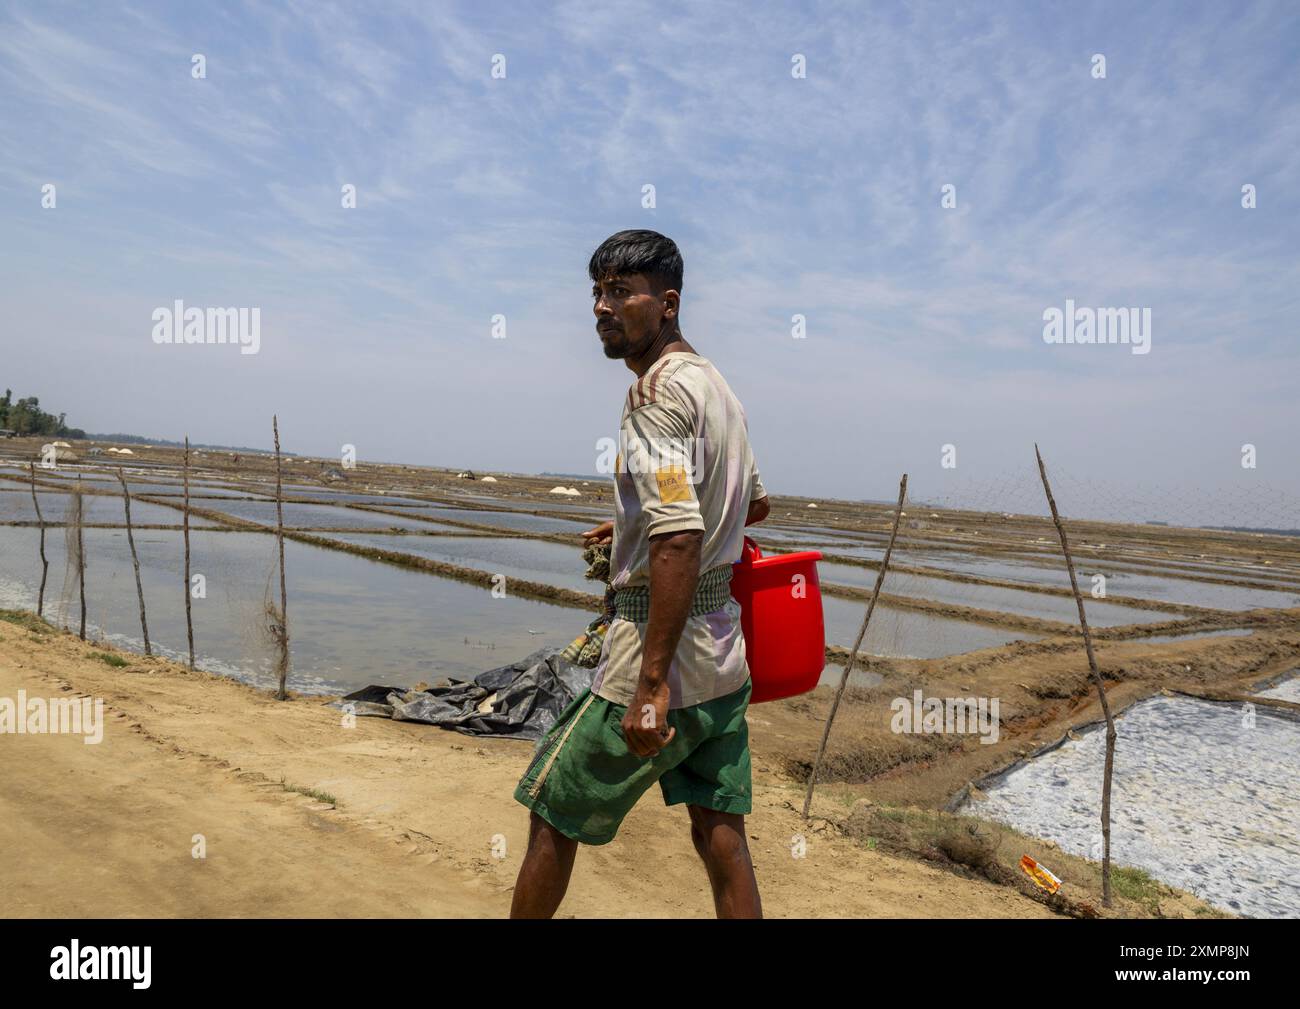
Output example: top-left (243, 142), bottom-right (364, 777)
top-left (338, 647), bottom-right (594, 741)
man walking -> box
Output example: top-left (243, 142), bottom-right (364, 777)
top-left (511, 230), bottom-right (770, 918)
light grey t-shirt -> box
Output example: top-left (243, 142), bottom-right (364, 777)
top-left (609, 352), bottom-right (765, 587)
top-left (591, 351), bottom-right (767, 708)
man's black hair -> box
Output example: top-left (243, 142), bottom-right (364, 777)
top-left (588, 229), bottom-right (683, 294)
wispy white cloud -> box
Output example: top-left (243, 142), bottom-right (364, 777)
top-left (1, 0), bottom-right (1297, 509)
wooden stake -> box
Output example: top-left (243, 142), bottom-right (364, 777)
top-left (183, 436), bottom-right (195, 669)
top-left (74, 478), bottom-right (86, 641)
top-left (117, 467), bottom-right (151, 656)
top-left (803, 473), bottom-right (908, 820)
top-left (29, 462), bottom-right (48, 618)
top-left (1035, 444), bottom-right (1115, 908)
top-left (273, 416), bottom-right (290, 700)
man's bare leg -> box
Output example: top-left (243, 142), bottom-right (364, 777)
top-left (510, 811), bottom-right (579, 918)
top-left (688, 804), bottom-right (762, 918)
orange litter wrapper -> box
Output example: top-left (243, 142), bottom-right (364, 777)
top-left (1020, 855), bottom-right (1062, 894)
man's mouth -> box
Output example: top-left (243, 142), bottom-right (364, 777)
top-left (598, 324), bottom-right (620, 337)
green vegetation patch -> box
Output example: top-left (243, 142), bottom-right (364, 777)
top-left (0, 609), bottom-right (51, 634)
top-left (279, 776), bottom-right (337, 806)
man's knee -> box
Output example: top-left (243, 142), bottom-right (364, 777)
top-left (528, 811), bottom-right (578, 859)
top-left (687, 806), bottom-right (749, 867)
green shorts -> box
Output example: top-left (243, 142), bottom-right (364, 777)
top-left (513, 679), bottom-right (752, 845)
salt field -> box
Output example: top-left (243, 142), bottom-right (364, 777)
top-left (813, 547), bottom-right (1300, 611)
top-left (962, 683), bottom-right (1300, 917)
top-left (405, 503), bottom-right (593, 535)
top-left (2, 489), bottom-right (192, 527)
top-left (323, 530), bottom-right (595, 594)
top-left (4, 461), bottom-right (1298, 920)
top-left (817, 561), bottom-right (1179, 627)
top-left (0, 526), bottom-right (577, 693)
top-left (820, 595), bottom-right (1041, 657)
top-left (188, 497), bottom-right (466, 531)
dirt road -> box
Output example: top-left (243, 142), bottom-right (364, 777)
top-left (0, 620), bottom-right (1053, 919)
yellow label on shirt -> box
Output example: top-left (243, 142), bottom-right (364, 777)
top-left (655, 465), bottom-right (691, 504)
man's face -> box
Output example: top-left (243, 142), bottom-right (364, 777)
top-left (592, 273), bottom-right (675, 359)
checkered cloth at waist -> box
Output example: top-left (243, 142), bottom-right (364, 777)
top-left (613, 563), bottom-right (734, 623)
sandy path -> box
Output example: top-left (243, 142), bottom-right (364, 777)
top-left (0, 624), bottom-right (1052, 919)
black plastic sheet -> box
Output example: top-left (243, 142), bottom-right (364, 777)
top-left (338, 647), bottom-right (594, 741)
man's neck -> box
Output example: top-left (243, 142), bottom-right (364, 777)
top-left (625, 328), bottom-right (695, 378)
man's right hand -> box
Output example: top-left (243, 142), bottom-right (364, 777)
top-left (582, 520), bottom-right (613, 546)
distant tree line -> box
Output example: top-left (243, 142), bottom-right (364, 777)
top-left (85, 432), bottom-right (269, 453)
top-left (0, 389), bottom-right (86, 438)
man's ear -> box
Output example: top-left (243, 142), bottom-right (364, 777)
top-left (661, 289), bottom-right (680, 320)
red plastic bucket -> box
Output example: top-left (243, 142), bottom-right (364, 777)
top-left (730, 537), bottom-right (825, 703)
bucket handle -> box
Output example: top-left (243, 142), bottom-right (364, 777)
top-left (741, 536), bottom-right (762, 562)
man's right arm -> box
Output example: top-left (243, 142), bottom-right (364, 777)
top-left (745, 496), bottom-right (769, 526)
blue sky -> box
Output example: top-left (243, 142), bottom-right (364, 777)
top-left (2, 0), bottom-right (1297, 521)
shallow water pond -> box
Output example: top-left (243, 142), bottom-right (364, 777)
top-left (1135, 628), bottom-right (1255, 645)
top-left (812, 547), bottom-right (1300, 612)
top-left (405, 503), bottom-right (593, 536)
top-left (322, 532), bottom-right (594, 594)
top-left (820, 595), bottom-right (1039, 658)
top-left (0, 489), bottom-right (207, 527)
top-left (194, 498), bottom-right (466, 532)
top-left (0, 526), bottom-right (581, 694)
top-left (818, 562), bottom-right (1177, 627)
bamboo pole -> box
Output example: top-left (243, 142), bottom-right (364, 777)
top-left (802, 474), bottom-right (908, 820)
top-left (183, 436), bottom-right (195, 669)
top-left (273, 416), bottom-right (290, 700)
top-left (117, 467), bottom-right (151, 656)
top-left (74, 478), bottom-right (86, 641)
top-left (29, 462), bottom-right (48, 618)
top-left (1035, 444), bottom-right (1115, 907)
